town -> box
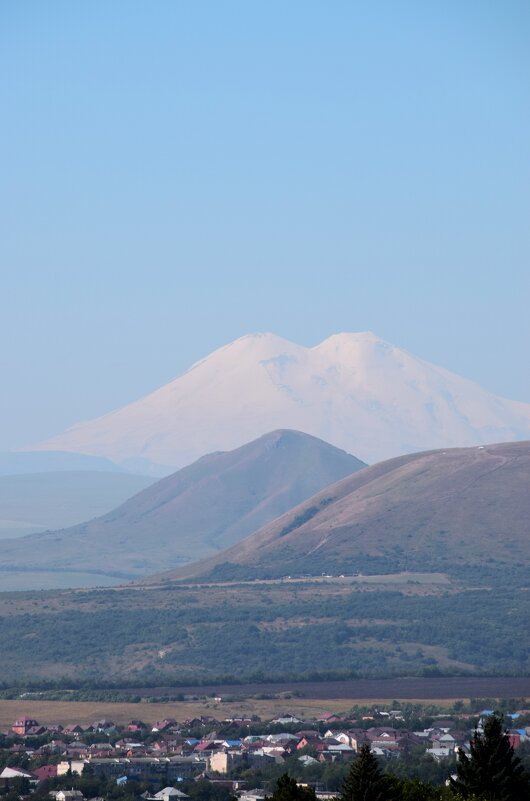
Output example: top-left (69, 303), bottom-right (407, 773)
top-left (1, 704), bottom-right (529, 801)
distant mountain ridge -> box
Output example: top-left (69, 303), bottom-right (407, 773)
top-left (0, 430), bottom-right (364, 585)
top-left (0, 450), bottom-right (125, 476)
top-left (28, 332), bottom-right (530, 472)
top-left (152, 440), bottom-right (530, 583)
top-left (0, 471), bottom-right (153, 540)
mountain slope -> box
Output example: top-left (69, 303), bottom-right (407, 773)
top-left (0, 430), bottom-right (364, 583)
top-left (151, 440), bottom-right (530, 583)
top-left (29, 332), bottom-right (530, 471)
top-left (0, 471), bottom-right (154, 540)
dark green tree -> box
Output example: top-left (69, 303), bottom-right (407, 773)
top-left (398, 777), bottom-right (440, 801)
top-left (450, 713), bottom-right (530, 801)
top-left (340, 744), bottom-right (398, 801)
top-left (267, 774), bottom-right (316, 801)
top-left (183, 779), bottom-right (236, 801)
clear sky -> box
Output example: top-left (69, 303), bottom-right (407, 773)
top-left (1, 1), bottom-right (529, 451)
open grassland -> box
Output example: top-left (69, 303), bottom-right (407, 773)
top-left (0, 573), bottom-right (458, 618)
top-left (0, 697), bottom-right (388, 729)
top-left (0, 696), bottom-right (483, 731)
top-left (161, 572), bottom-right (453, 590)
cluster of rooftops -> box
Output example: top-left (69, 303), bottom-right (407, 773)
top-left (2, 708), bottom-right (529, 800)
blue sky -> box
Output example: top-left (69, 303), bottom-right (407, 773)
top-left (1, 1), bottom-right (529, 450)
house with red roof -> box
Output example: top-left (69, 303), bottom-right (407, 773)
top-left (12, 717), bottom-right (40, 736)
top-left (127, 720), bottom-right (147, 732)
top-left (33, 765), bottom-right (58, 782)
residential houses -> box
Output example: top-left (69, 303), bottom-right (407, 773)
top-left (1, 708), bottom-right (529, 798)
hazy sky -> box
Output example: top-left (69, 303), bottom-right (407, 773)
top-left (1, 1), bottom-right (529, 451)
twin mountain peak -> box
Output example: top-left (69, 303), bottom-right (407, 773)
top-left (28, 331), bottom-right (530, 475)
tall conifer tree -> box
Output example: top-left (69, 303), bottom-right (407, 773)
top-left (340, 743), bottom-right (397, 801)
top-left (450, 713), bottom-right (530, 801)
top-left (268, 774), bottom-right (316, 801)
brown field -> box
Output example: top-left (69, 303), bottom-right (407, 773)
top-left (121, 677), bottom-right (530, 701)
top-left (2, 674), bottom-right (530, 729)
top-left (0, 697), bottom-right (374, 729)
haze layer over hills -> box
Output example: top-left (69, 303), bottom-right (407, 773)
top-left (0, 451), bottom-right (126, 476)
top-left (0, 471), bottom-right (153, 540)
top-left (0, 430), bottom-right (364, 586)
top-left (152, 440), bottom-right (530, 583)
top-left (30, 332), bottom-right (530, 472)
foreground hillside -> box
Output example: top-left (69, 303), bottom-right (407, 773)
top-left (0, 430), bottom-right (364, 585)
top-left (0, 570), bottom-right (528, 683)
top-left (148, 440), bottom-right (530, 583)
top-left (30, 332), bottom-right (530, 471)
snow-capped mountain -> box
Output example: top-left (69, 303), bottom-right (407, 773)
top-left (29, 332), bottom-right (530, 471)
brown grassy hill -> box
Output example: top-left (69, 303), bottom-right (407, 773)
top-left (0, 430), bottom-right (364, 583)
top-left (151, 440), bottom-right (530, 582)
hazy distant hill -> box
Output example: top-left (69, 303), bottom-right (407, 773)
top-left (0, 450), bottom-right (125, 476)
top-left (0, 471), bottom-right (154, 540)
top-left (0, 430), bottom-right (364, 584)
top-left (153, 440), bottom-right (530, 583)
top-left (29, 332), bottom-right (530, 472)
